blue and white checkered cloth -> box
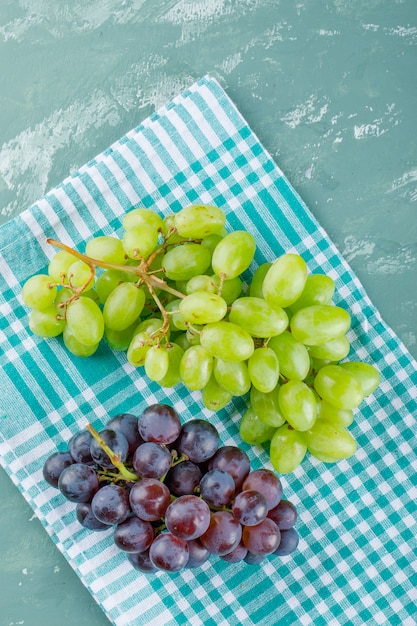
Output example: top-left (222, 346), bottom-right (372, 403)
top-left (1, 75), bottom-right (416, 626)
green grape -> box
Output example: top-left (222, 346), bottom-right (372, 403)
top-left (175, 279), bottom-right (189, 294)
top-left (213, 358), bottom-right (251, 396)
top-left (68, 260), bottom-right (95, 291)
top-left (338, 361), bottom-right (380, 397)
top-left (229, 297), bottom-right (288, 338)
top-left (54, 287), bottom-right (73, 316)
top-left (48, 251), bottom-right (76, 283)
top-left (306, 419), bottom-right (357, 461)
top-left (63, 325), bottom-right (99, 357)
top-left (289, 274), bottom-right (335, 313)
top-left (161, 215), bottom-right (188, 243)
top-left (319, 400), bottom-right (354, 428)
top-left (250, 386), bottom-right (286, 428)
top-left (157, 343), bottom-right (184, 388)
top-left (200, 321), bottom-right (254, 362)
top-left (165, 299), bottom-right (187, 331)
top-left (180, 345), bottom-right (213, 391)
top-left (85, 236), bottom-right (126, 265)
top-left (247, 347), bottom-right (280, 393)
top-left (95, 270), bottom-right (128, 304)
top-left (144, 345), bottom-right (170, 382)
top-left (201, 374), bottom-right (233, 411)
top-left (200, 233), bottom-right (223, 255)
top-left (173, 332), bottom-right (192, 352)
top-left (29, 306), bottom-right (66, 337)
top-left (103, 283), bottom-right (145, 331)
top-left (309, 357), bottom-right (330, 374)
top-left (179, 292), bottom-right (227, 325)
top-left (310, 452), bottom-right (339, 464)
top-left (314, 364), bottom-right (363, 410)
top-left (133, 317), bottom-right (165, 337)
top-left (269, 424), bottom-right (307, 474)
top-left (239, 406), bottom-right (276, 445)
top-left (308, 336), bottom-right (351, 361)
top-left (104, 321), bottom-right (137, 351)
top-left (144, 252), bottom-right (163, 273)
top-left (22, 274), bottom-right (57, 311)
top-left (211, 274), bottom-right (242, 305)
top-left (162, 243), bottom-right (211, 281)
top-left (123, 207), bottom-right (164, 232)
top-left (185, 325), bottom-right (202, 346)
top-left (185, 275), bottom-right (217, 294)
top-left (127, 331), bottom-right (154, 366)
top-left (66, 297), bottom-right (104, 346)
top-left (249, 263), bottom-right (272, 298)
top-left (278, 380), bottom-right (317, 431)
top-left (268, 331), bottom-right (310, 381)
top-left (262, 253), bottom-right (307, 308)
top-left (290, 304), bottom-right (351, 346)
top-left (211, 231), bottom-right (256, 279)
top-left (80, 289), bottom-right (101, 305)
top-left (173, 204), bottom-right (226, 238)
top-left (122, 225), bottom-right (159, 260)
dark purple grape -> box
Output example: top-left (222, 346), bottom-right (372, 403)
top-left (138, 404), bottom-right (181, 444)
top-left (242, 518), bottom-right (281, 556)
top-left (232, 490), bottom-right (268, 526)
top-left (91, 484), bottom-right (131, 525)
top-left (208, 446), bottom-right (250, 490)
top-left (132, 442), bottom-right (172, 479)
top-left (76, 502), bottom-right (110, 531)
top-left (267, 499), bottom-right (298, 530)
top-left (68, 430), bottom-right (94, 465)
top-left (164, 460), bottom-right (202, 497)
top-left (200, 511), bottom-right (242, 556)
top-left (244, 551), bottom-right (266, 565)
top-left (43, 451), bottom-right (74, 488)
top-left (114, 516), bottom-right (154, 553)
top-left (199, 469), bottom-right (235, 508)
top-left (165, 495), bottom-right (211, 540)
top-left (176, 419), bottom-right (220, 463)
top-left (273, 527), bottom-right (299, 556)
top-left (90, 429), bottom-right (129, 469)
top-left (149, 532), bottom-right (189, 572)
top-left (128, 549), bottom-right (157, 573)
top-left (220, 541), bottom-right (248, 563)
top-left (186, 539), bottom-right (210, 568)
top-left (129, 478), bottom-right (171, 521)
top-left (242, 469), bottom-right (282, 511)
top-left (58, 463), bottom-right (99, 503)
top-left (107, 413), bottom-right (143, 454)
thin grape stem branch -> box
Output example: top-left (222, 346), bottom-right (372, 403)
top-left (55, 267), bottom-right (97, 317)
top-left (86, 424), bottom-right (139, 482)
top-left (147, 285), bottom-right (171, 336)
top-left (46, 238), bottom-right (185, 300)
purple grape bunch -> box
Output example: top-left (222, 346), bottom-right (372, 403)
top-left (43, 404), bottom-right (299, 573)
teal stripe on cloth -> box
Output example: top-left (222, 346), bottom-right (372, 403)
top-left (0, 75), bottom-right (416, 626)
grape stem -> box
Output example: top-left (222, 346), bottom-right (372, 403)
top-left (144, 281), bottom-right (171, 336)
top-left (55, 267), bottom-right (97, 318)
top-left (86, 424), bottom-right (139, 482)
top-left (46, 238), bottom-right (185, 300)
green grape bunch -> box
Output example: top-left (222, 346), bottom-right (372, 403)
top-left (21, 204), bottom-right (380, 474)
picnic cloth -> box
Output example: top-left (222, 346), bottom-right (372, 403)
top-left (0, 75), bottom-right (416, 626)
